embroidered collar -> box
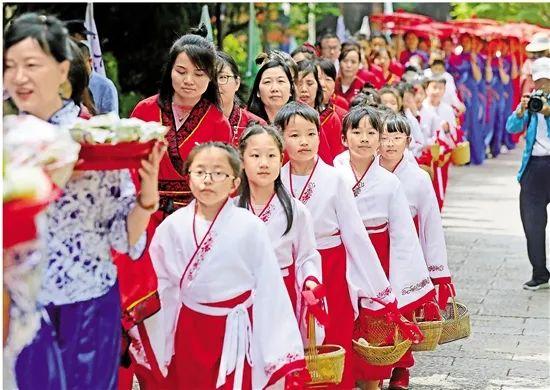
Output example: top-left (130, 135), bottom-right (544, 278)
top-left (228, 102), bottom-right (243, 144)
top-left (159, 97), bottom-right (211, 174)
top-left (319, 102), bottom-right (335, 126)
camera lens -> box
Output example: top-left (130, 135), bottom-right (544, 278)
top-left (528, 96), bottom-right (543, 113)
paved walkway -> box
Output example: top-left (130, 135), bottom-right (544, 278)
top-left (411, 145), bottom-right (550, 390)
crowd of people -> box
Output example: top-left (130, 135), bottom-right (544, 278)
top-left (3, 9), bottom-right (549, 390)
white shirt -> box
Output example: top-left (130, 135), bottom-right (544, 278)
top-left (281, 158), bottom-right (397, 314)
top-left (334, 156), bottom-right (434, 309)
top-left (404, 108), bottom-right (426, 156)
top-left (424, 70), bottom-right (463, 109)
top-left (532, 113), bottom-right (550, 156)
top-left (142, 200), bottom-right (304, 388)
top-left (420, 100), bottom-right (458, 149)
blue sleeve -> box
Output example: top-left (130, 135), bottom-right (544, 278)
top-left (506, 110), bottom-right (528, 134)
top-left (103, 79), bottom-right (119, 116)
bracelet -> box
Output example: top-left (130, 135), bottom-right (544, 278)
top-left (137, 195), bottom-right (159, 213)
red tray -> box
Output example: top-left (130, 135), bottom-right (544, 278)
top-left (74, 140), bottom-right (156, 171)
top-left (3, 186), bottom-right (61, 249)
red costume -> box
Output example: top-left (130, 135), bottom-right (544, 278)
top-left (335, 76), bottom-right (366, 105)
top-left (320, 103), bottom-right (345, 158)
top-left (227, 102), bottom-right (267, 146)
top-left (332, 94), bottom-right (350, 112)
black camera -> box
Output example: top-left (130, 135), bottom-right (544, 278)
top-left (527, 90), bottom-right (550, 113)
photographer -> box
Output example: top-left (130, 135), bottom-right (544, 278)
top-left (506, 57), bottom-right (550, 290)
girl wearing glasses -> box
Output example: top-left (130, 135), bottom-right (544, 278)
top-left (380, 86), bottom-right (425, 160)
top-left (276, 102), bottom-right (398, 389)
top-left (334, 107), bottom-right (435, 390)
top-left (216, 51), bottom-right (266, 145)
top-left (119, 25), bottom-right (232, 389)
top-left (236, 124), bottom-right (326, 343)
top-left (142, 142), bottom-right (308, 389)
top-left (378, 113), bottom-right (454, 313)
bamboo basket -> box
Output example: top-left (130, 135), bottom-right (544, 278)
top-left (352, 324), bottom-right (412, 366)
top-left (451, 141), bottom-right (471, 166)
top-left (410, 311), bottom-right (443, 352)
top-left (439, 298), bottom-right (471, 344)
top-left (430, 144), bottom-right (441, 162)
top-left (305, 315), bottom-right (345, 386)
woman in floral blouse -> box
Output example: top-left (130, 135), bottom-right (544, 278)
top-left (4, 13), bottom-right (165, 390)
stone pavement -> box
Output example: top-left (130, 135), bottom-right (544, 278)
top-left (410, 145), bottom-right (550, 390)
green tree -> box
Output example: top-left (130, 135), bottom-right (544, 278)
top-left (451, 2), bottom-right (550, 27)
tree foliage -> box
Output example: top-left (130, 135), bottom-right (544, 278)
top-left (451, 2), bottom-right (550, 27)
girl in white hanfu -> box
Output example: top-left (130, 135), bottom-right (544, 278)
top-left (235, 124), bottom-right (327, 343)
top-left (334, 107), bottom-right (435, 390)
top-left (379, 113), bottom-right (455, 312)
top-left (275, 102), bottom-right (400, 389)
top-left (139, 142), bottom-right (308, 389)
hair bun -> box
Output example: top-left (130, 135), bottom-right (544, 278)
top-left (188, 23), bottom-right (208, 38)
top-left (255, 52), bottom-right (269, 66)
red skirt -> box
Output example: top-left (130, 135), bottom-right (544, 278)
top-left (319, 243), bottom-right (354, 389)
top-left (167, 291), bottom-right (253, 390)
top-left (352, 227), bottom-right (414, 381)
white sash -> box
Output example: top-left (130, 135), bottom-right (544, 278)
top-left (182, 293), bottom-right (254, 390)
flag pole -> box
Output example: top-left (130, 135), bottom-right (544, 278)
top-left (308, 3), bottom-right (316, 45)
top-left (246, 2), bottom-right (254, 78)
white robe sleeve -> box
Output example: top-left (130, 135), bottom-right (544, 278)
top-left (333, 174), bottom-right (396, 316)
top-left (417, 174), bottom-right (451, 283)
top-left (292, 202), bottom-right (323, 289)
top-left (291, 201), bottom-right (325, 346)
top-left (250, 222), bottom-right (306, 389)
top-left (388, 182), bottom-right (433, 309)
top-left (145, 219), bottom-right (185, 375)
top-left (405, 112), bottom-right (425, 157)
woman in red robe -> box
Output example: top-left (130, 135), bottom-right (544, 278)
top-left (116, 28), bottom-right (232, 390)
top-left (216, 51), bottom-right (266, 145)
top-left (317, 58), bottom-right (349, 121)
top-left (371, 48), bottom-right (402, 86)
top-left (296, 59), bottom-right (343, 163)
top-left (335, 44), bottom-right (368, 105)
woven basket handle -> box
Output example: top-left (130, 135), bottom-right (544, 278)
top-left (307, 314), bottom-right (318, 361)
top-left (450, 296), bottom-right (459, 320)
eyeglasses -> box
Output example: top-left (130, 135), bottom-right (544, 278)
top-left (188, 170), bottom-right (234, 182)
top-left (380, 135), bottom-right (408, 144)
top-left (218, 75), bottom-right (238, 85)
